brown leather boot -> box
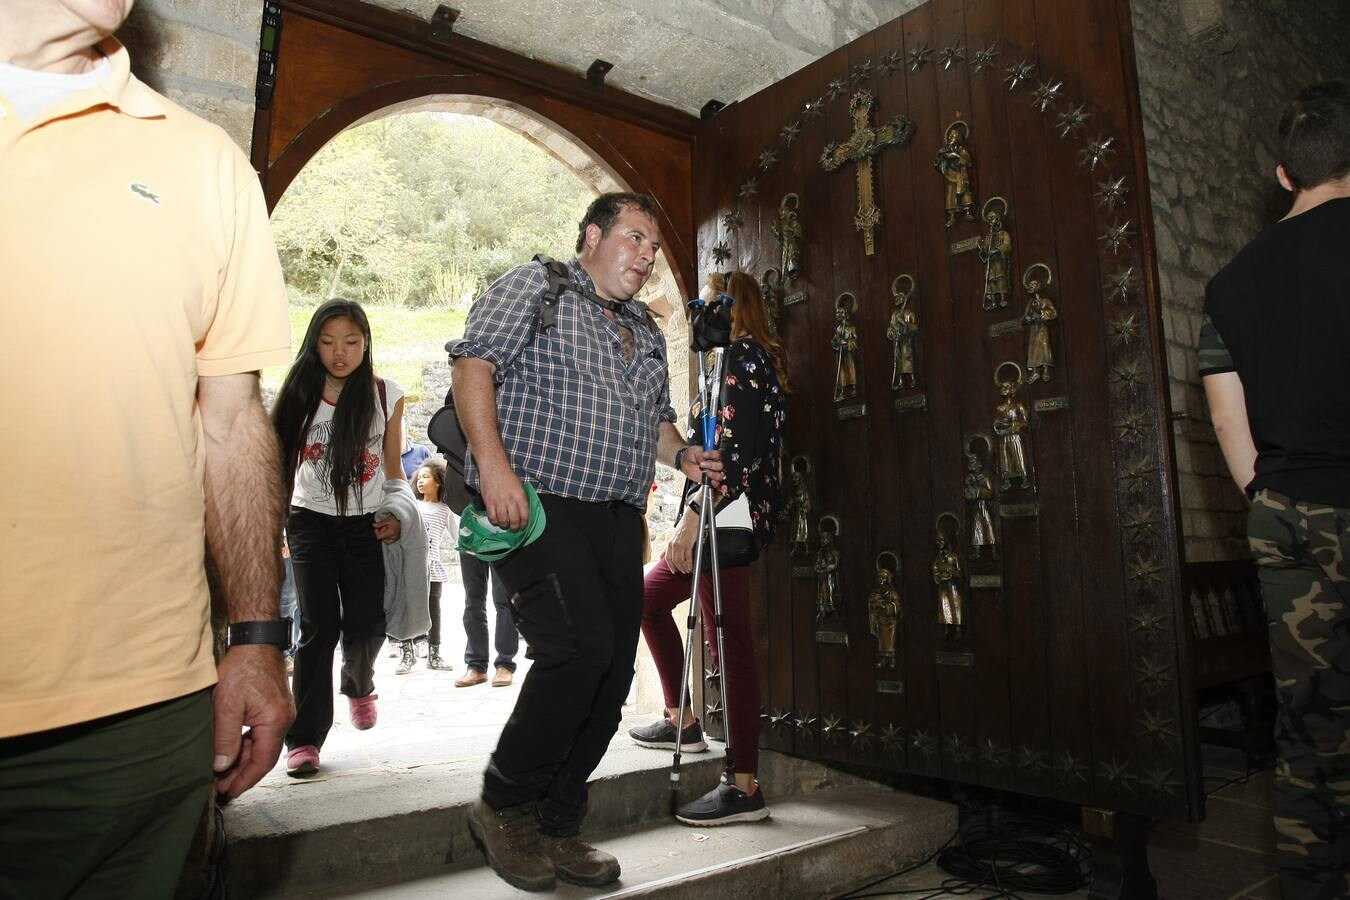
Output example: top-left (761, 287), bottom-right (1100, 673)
top-left (467, 800), bottom-right (554, 891)
top-left (491, 667), bottom-right (514, 687)
top-left (540, 834), bottom-right (621, 886)
top-left (455, 668), bottom-right (487, 687)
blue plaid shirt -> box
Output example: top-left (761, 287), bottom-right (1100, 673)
top-left (448, 257), bottom-right (677, 509)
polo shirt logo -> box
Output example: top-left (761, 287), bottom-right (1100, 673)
top-left (129, 182), bottom-right (160, 205)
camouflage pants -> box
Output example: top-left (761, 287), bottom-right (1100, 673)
top-left (1248, 489), bottom-right (1350, 900)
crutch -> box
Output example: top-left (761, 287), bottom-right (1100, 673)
top-left (670, 344), bottom-right (735, 812)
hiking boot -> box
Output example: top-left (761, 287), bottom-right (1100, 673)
top-left (455, 668), bottom-right (487, 688)
top-left (491, 667), bottom-right (514, 687)
top-left (427, 646), bottom-right (453, 670)
top-left (415, 638), bottom-right (429, 659)
top-left (466, 799), bottom-right (554, 892)
top-left (286, 744), bottom-right (319, 777)
top-left (348, 693), bottom-right (378, 730)
top-left (540, 835), bottom-right (621, 887)
top-left (628, 717), bottom-right (707, 752)
top-left (395, 640), bottom-right (417, 675)
top-left (675, 780), bottom-right (769, 826)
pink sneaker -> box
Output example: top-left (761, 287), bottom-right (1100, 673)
top-left (286, 744), bottom-right (320, 777)
top-left (349, 693), bottom-right (379, 730)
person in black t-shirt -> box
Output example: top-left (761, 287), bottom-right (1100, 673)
top-left (1199, 81), bottom-right (1350, 900)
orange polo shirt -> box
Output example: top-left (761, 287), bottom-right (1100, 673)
top-left (0, 39), bottom-right (292, 738)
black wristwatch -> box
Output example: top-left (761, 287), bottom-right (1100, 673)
top-left (227, 618), bottom-right (293, 652)
top-left (674, 445), bottom-right (694, 472)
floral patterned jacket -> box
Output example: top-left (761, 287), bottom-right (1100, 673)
top-left (680, 338), bottom-right (787, 548)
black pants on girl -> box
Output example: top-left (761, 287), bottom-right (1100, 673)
top-left (286, 506), bottom-right (386, 750)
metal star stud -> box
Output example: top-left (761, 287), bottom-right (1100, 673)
top-left (1080, 136), bottom-right (1116, 170)
top-left (911, 728), bottom-right (938, 758)
top-left (794, 712), bottom-right (818, 733)
top-left (1141, 765), bottom-right (1179, 797)
top-left (945, 733), bottom-right (974, 765)
top-left (849, 721), bottom-right (874, 750)
top-left (970, 42), bottom-right (1000, 75)
top-left (939, 42), bottom-right (965, 70)
top-left (1109, 313), bottom-right (1141, 346)
top-left (850, 59), bottom-right (874, 85)
top-left (1105, 266), bottom-right (1138, 303)
top-left (704, 665), bottom-right (721, 684)
top-left (711, 242), bottom-right (731, 265)
top-left (801, 97), bottom-right (825, 120)
top-left (1055, 751), bottom-right (1089, 785)
top-left (1135, 655), bottom-right (1174, 693)
top-left (1123, 504), bottom-right (1161, 543)
top-left (705, 699), bottom-right (724, 721)
top-left (768, 709), bottom-right (795, 733)
top-left (880, 723), bottom-right (905, 752)
top-left (1101, 220), bottom-right (1134, 253)
top-left (1031, 79), bottom-right (1063, 112)
top-left (1129, 551), bottom-right (1164, 587)
top-left (738, 178), bottom-right (758, 201)
top-left (779, 121), bottom-right (801, 148)
top-left (821, 714), bottom-right (847, 742)
top-left (880, 48), bottom-right (905, 75)
top-left (1016, 744), bottom-right (1049, 772)
top-left (1056, 103), bottom-right (1090, 138)
top-left (722, 207), bottom-right (743, 232)
top-left (909, 43), bottom-right (934, 72)
top-left (1099, 758), bottom-right (1135, 790)
top-left (1115, 408), bottom-right (1153, 443)
top-left (1110, 359), bottom-right (1146, 393)
top-left (757, 147), bottom-right (779, 171)
top-left (1004, 59), bottom-right (1035, 91)
top-left (1130, 604), bottom-right (1168, 639)
top-left (1096, 174), bottom-right (1128, 209)
top-left (982, 738), bottom-right (1011, 769)
top-left (826, 77), bottom-right (848, 101)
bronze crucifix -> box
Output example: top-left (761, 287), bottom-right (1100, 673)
top-left (819, 90), bottom-right (915, 255)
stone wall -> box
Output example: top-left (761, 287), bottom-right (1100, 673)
top-left (117, 0), bottom-right (263, 153)
top-left (1131, 0), bottom-right (1350, 561)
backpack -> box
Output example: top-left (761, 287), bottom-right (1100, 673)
top-left (426, 256), bottom-right (653, 514)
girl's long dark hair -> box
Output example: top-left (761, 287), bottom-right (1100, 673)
top-left (273, 299), bottom-right (378, 515)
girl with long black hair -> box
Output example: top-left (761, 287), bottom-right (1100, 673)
top-left (272, 299), bottom-right (406, 776)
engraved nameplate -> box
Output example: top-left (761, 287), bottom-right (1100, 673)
top-left (792, 565), bottom-right (815, 579)
top-left (815, 630), bottom-right (850, 646)
top-left (783, 291), bottom-right (808, 306)
top-left (894, 394), bottom-right (927, 413)
top-left (1034, 396), bottom-right (1070, 412)
top-left (989, 319), bottom-right (1022, 338)
top-left (1000, 502), bottom-right (1040, 518)
top-left (876, 680), bottom-right (904, 694)
top-left (949, 236), bottom-right (982, 255)
top-left (837, 403), bottom-right (868, 421)
top-left (969, 574), bottom-right (1003, 589)
top-left (936, 650), bottom-right (975, 666)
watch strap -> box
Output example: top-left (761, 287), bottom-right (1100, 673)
top-left (228, 618), bottom-right (293, 651)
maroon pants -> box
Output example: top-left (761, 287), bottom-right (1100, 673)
top-left (641, 557), bottom-right (759, 775)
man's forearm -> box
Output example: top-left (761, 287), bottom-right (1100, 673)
top-left (657, 421), bottom-right (691, 469)
top-left (452, 357), bottom-right (510, 472)
top-left (201, 374), bottom-right (284, 622)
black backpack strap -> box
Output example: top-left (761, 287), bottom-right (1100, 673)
top-left (533, 254), bottom-right (571, 331)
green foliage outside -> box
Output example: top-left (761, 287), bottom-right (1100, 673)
top-left (266, 111), bottom-right (596, 402)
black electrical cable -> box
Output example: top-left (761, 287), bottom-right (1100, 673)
top-left (1204, 761), bottom-right (1274, 797)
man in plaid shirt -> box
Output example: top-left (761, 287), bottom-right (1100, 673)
top-left (450, 193), bottom-right (722, 890)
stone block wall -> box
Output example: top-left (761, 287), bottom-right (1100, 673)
top-left (1131, 0), bottom-right (1350, 561)
top-left (116, 0), bottom-right (263, 154)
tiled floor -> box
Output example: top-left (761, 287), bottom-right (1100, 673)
top-left (841, 744), bottom-right (1277, 899)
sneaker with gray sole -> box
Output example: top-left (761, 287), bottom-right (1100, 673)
top-left (675, 781), bottom-right (769, 826)
top-left (540, 835), bottom-right (621, 886)
top-left (628, 718), bottom-right (707, 752)
top-left (466, 799), bottom-right (555, 891)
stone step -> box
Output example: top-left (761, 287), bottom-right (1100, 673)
top-left (291, 785), bottom-right (955, 899)
top-left (224, 733), bottom-right (953, 899)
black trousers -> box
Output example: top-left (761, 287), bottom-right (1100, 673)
top-left (481, 495), bottom-right (644, 836)
top-left (286, 506), bottom-right (386, 750)
top-left (461, 552), bottom-right (518, 672)
top-left (427, 581), bottom-right (443, 646)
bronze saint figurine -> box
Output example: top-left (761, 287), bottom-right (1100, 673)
top-left (832, 292), bottom-right (861, 402)
top-left (868, 552), bottom-right (902, 669)
top-left (1021, 263), bottom-right (1058, 383)
top-left (886, 273), bottom-right (919, 389)
top-left (934, 119), bottom-right (976, 228)
top-left (814, 515), bottom-right (843, 622)
top-left (993, 362), bottom-right (1034, 491)
top-left (771, 193), bottom-right (804, 282)
top-left (760, 267), bottom-right (784, 334)
top-left (963, 434), bottom-right (998, 559)
top-left (787, 455), bottom-right (814, 558)
top-left (933, 513), bottom-right (966, 642)
top-left (978, 197), bottom-right (1012, 310)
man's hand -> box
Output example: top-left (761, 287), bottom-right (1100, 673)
top-left (479, 458), bottom-right (530, 531)
top-left (213, 645), bottom-right (294, 801)
top-left (681, 447), bottom-right (725, 489)
top-left (664, 508), bottom-right (700, 574)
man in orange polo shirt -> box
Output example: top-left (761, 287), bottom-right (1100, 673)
top-left (0, 2), bottom-right (295, 897)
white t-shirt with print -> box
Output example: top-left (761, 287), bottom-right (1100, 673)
top-left (291, 379), bottom-right (404, 515)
